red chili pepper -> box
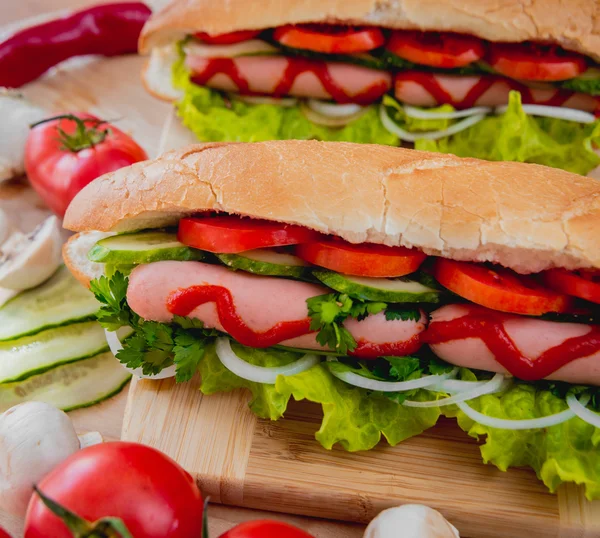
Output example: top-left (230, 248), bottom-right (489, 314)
top-left (0, 2), bottom-right (151, 88)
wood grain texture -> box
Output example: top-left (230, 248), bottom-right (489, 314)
top-left (122, 377), bottom-right (600, 538)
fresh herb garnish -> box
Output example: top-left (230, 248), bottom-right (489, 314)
top-left (90, 273), bottom-right (216, 382)
top-left (306, 293), bottom-right (386, 354)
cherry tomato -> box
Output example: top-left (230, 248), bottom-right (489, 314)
top-left (219, 520), bottom-right (314, 538)
top-left (488, 42), bottom-right (587, 81)
top-left (24, 442), bottom-right (203, 538)
top-left (194, 30), bottom-right (262, 44)
top-left (386, 31), bottom-right (485, 68)
top-left (25, 113), bottom-right (147, 217)
top-left (295, 239), bottom-right (427, 277)
top-left (542, 269), bottom-right (600, 305)
top-left (432, 258), bottom-right (572, 315)
top-left (273, 24), bottom-right (385, 54)
top-left (178, 216), bottom-right (321, 253)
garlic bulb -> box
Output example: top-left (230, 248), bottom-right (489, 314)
top-left (364, 505), bottom-right (459, 538)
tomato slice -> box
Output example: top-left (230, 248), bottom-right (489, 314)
top-left (178, 216), bottom-right (321, 253)
top-left (273, 24), bottom-right (385, 54)
top-left (542, 269), bottom-right (600, 305)
top-left (488, 42), bottom-right (587, 81)
top-left (432, 258), bottom-right (572, 315)
top-left (194, 30), bottom-right (262, 44)
top-left (386, 31), bottom-right (485, 68)
top-left (295, 239), bottom-right (427, 277)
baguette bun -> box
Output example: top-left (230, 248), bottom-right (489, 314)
top-left (139, 0), bottom-right (600, 62)
top-left (63, 140), bottom-right (600, 275)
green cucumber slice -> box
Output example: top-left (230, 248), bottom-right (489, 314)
top-left (313, 270), bottom-right (441, 303)
top-left (0, 351), bottom-right (131, 412)
top-left (0, 321), bottom-right (108, 384)
top-left (216, 249), bottom-right (310, 278)
top-left (88, 231), bottom-right (204, 264)
top-left (0, 266), bottom-right (99, 342)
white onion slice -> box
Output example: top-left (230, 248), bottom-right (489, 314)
top-left (495, 104), bottom-right (596, 124)
top-left (104, 328), bottom-right (177, 380)
top-left (301, 101), bottom-right (367, 127)
top-left (307, 99), bottom-right (364, 118)
top-left (215, 337), bottom-right (319, 384)
top-left (403, 104), bottom-right (491, 120)
top-left (566, 393), bottom-right (600, 428)
top-left (403, 373), bottom-right (508, 408)
top-left (327, 359), bottom-right (457, 392)
top-left (185, 40), bottom-right (278, 59)
top-left (235, 94), bottom-right (298, 107)
top-left (379, 105), bottom-right (486, 141)
top-left (456, 399), bottom-right (578, 430)
top-left (436, 378), bottom-right (489, 393)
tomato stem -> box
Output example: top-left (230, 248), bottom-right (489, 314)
top-left (202, 497), bottom-right (210, 538)
top-left (30, 114), bottom-right (110, 152)
top-left (32, 486), bottom-right (133, 538)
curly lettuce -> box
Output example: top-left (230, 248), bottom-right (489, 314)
top-left (414, 92), bottom-right (600, 175)
top-left (198, 343), bottom-right (600, 498)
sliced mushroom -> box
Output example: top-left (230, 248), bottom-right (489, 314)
top-left (0, 215), bottom-right (62, 290)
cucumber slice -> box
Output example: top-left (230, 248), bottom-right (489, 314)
top-left (313, 270), bottom-right (441, 303)
top-left (0, 351), bottom-right (131, 412)
top-left (88, 231), bottom-right (204, 264)
top-left (0, 321), bottom-right (108, 384)
top-left (0, 266), bottom-right (99, 342)
top-left (216, 249), bottom-right (310, 278)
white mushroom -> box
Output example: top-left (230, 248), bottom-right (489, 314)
top-left (364, 505), bottom-right (459, 538)
top-left (0, 89), bottom-right (46, 182)
top-left (0, 215), bottom-right (62, 290)
top-left (0, 402), bottom-right (80, 516)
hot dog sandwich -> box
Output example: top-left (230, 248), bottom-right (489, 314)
top-left (63, 141), bottom-right (600, 498)
top-left (140, 0), bottom-right (600, 174)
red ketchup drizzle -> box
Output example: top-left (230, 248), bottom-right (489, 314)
top-left (424, 307), bottom-right (600, 381)
top-left (167, 285), bottom-right (312, 348)
top-left (166, 284), bottom-right (424, 357)
top-left (191, 57), bottom-right (390, 104)
top-left (395, 71), bottom-right (583, 109)
top-left (351, 334), bottom-right (423, 359)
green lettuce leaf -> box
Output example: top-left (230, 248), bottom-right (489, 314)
top-left (415, 91), bottom-right (600, 175)
top-left (173, 56), bottom-right (397, 145)
top-left (446, 383), bottom-right (600, 500)
top-left (199, 343), bottom-right (440, 450)
top-left (559, 72), bottom-right (600, 96)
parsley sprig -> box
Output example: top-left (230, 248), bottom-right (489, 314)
top-left (90, 273), bottom-right (216, 382)
top-left (306, 293), bottom-right (420, 355)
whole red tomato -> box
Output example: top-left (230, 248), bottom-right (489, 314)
top-left (25, 113), bottom-right (147, 217)
top-left (24, 442), bottom-right (203, 538)
top-left (219, 520), bottom-right (314, 538)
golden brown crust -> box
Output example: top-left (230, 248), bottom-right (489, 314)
top-left (63, 141), bottom-right (600, 274)
top-left (139, 0), bottom-right (600, 61)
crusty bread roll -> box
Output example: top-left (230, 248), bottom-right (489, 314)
top-left (63, 141), bottom-right (600, 276)
top-left (139, 0), bottom-right (600, 62)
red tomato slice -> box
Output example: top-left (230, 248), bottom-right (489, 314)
top-left (219, 520), bottom-right (314, 538)
top-left (273, 24), bottom-right (385, 54)
top-left (432, 258), bottom-right (572, 315)
top-left (194, 30), bottom-right (262, 44)
top-left (295, 239), bottom-right (427, 277)
top-left (178, 217), bottom-right (321, 253)
top-left (542, 269), bottom-right (600, 305)
top-left (386, 31), bottom-right (485, 68)
top-left (488, 42), bottom-right (587, 81)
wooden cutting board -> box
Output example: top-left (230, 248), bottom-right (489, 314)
top-left (122, 373), bottom-right (600, 537)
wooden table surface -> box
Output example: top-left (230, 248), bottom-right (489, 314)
top-left (0, 2), bottom-right (363, 537)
